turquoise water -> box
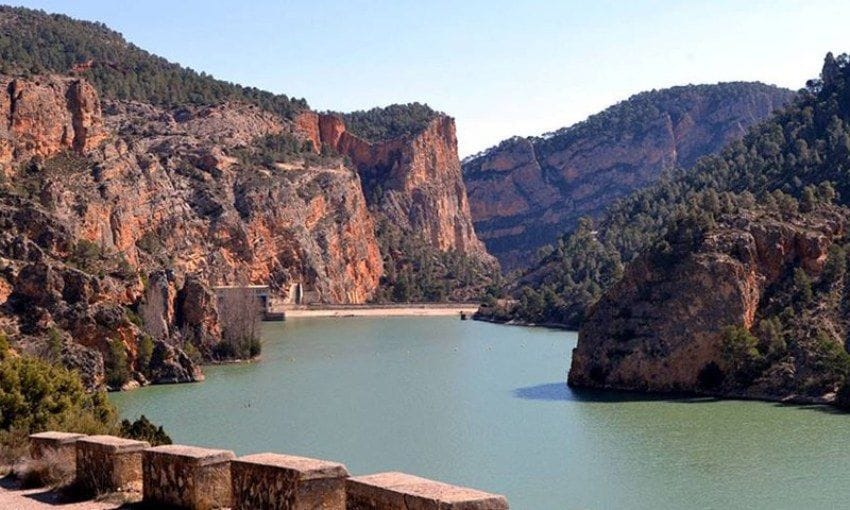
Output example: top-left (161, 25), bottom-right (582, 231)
top-left (111, 318), bottom-right (850, 510)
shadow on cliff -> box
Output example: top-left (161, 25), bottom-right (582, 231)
top-left (513, 382), bottom-right (723, 404)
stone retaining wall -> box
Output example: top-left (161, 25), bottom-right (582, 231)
top-left (30, 432), bottom-right (509, 509)
top-left (347, 472), bottom-right (509, 510)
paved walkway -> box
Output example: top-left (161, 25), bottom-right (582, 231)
top-left (0, 477), bottom-right (124, 509)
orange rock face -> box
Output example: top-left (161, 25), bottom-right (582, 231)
top-left (316, 113), bottom-right (493, 262)
top-left (81, 99), bottom-right (383, 304)
top-left (0, 74), bottom-right (387, 388)
top-left (292, 111), bottom-right (321, 153)
top-left (569, 206), bottom-right (847, 401)
top-left (0, 75), bottom-right (105, 168)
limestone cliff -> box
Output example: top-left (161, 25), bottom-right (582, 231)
top-left (0, 75), bottom-right (107, 171)
top-left (0, 74), bottom-right (383, 388)
top-left (569, 205), bottom-right (850, 403)
top-left (296, 111), bottom-right (493, 262)
top-left (463, 83), bottom-right (794, 270)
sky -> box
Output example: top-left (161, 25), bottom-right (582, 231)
top-left (9, 0), bottom-right (850, 156)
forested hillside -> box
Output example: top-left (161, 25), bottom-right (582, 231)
top-left (482, 54), bottom-right (850, 328)
top-left (340, 102), bottom-right (438, 142)
top-left (569, 53), bottom-right (850, 406)
top-left (463, 82), bottom-right (793, 270)
top-left (0, 6), bottom-right (307, 117)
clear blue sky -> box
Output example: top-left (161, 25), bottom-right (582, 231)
top-left (10, 0), bottom-right (850, 156)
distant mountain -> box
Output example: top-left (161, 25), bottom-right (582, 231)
top-left (462, 82), bottom-right (794, 270)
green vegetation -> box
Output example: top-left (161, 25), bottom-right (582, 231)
top-left (371, 216), bottom-right (495, 303)
top-left (0, 333), bottom-right (171, 463)
top-left (231, 132), bottom-right (337, 170)
top-left (104, 340), bottom-right (130, 389)
top-left (720, 325), bottom-right (761, 379)
top-left (0, 339), bottom-right (116, 437)
top-left (119, 415), bottom-right (171, 447)
top-left (340, 103), bottom-right (438, 142)
top-left (0, 6), bottom-right (307, 118)
top-left (501, 53), bottom-right (850, 328)
top-left (0, 336), bottom-right (115, 463)
top-left (136, 335), bottom-right (154, 377)
top-left (69, 240), bottom-right (102, 273)
top-left (495, 218), bottom-right (623, 324)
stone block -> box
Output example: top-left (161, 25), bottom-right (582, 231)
top-left (231, 452), bottom-right (349, 509)
top-left (143, 444), bottom-right (235, 509)
top-left (76, 435), bottom-right (149, 495)
top-left (346, 472), bottom-right (509, 510)
top-left (29, 431), bottom-right (87, 471)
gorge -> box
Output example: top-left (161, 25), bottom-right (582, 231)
top-left (0, 6), bottom-right (494, 389)
top-left (3, 3), bottom-right (850, 510)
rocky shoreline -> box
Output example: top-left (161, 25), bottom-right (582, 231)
top-left (471, 312), bottom-right (575, 331)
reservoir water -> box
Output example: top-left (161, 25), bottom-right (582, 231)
top-left (110, 317), bottom-right (850, 510)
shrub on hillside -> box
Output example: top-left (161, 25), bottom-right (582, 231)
top-left (0, 334), bottom-right (170, 468)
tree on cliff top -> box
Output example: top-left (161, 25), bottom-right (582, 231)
top-left (340, 103), bottom-right (439, 142)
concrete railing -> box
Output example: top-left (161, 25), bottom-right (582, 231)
top-left (28, 432), bottom-right (509, 509)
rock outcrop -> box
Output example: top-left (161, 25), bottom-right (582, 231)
top-left (296, 111), bottom-right (493, 263)
top-left (569, 206), bottom-right (850, 403)
top-left (0, 75), bottom-right (106, 171)
top-left (0, 74), bottom-right (385, 388)
top-left (463, 83), bottom-right (794, 269)
top-left (40, 90), bottom-right (383, 304)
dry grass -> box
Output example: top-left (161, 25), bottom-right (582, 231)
top-left (0, 425), bottom-right (31, 468)
top-left (12, 450), bottom-right (74, 489)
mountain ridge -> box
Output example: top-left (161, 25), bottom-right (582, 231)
top-left (463, 81), bottom-right (794, 270)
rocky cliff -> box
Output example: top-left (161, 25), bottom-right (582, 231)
top-left (0, 74), bottom-right (384, 388)
top-left (296, 111), bottom-right (492, 261)
top-left (0, 75), bottom-right (106, 170)
top-left (463, 83), bottom-right (794, 270)
top-left (291, 109), bottom-right (496, 302)
top-left (569, 205), bottom-right (850, 403)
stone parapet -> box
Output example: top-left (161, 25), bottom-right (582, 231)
top-left (143, 444), bottom-right (235, 509)
top-left (29, 434), bottom-right (510, 509)
top-left (346, 472), bottom-right (509, 510)
top-left (231, 452), bottom-right (349, 509)
top-left (29, 431), bottom-right (87, 473)
top-left (76, 435), bottom-right (149, 495)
